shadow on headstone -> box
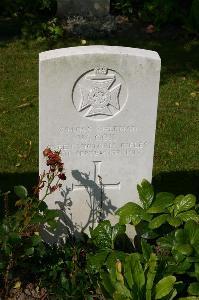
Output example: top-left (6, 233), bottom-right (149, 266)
top-left (41, 168), bottom-right (117, 243)
top-left (1, 170), bottom-right (198, 243)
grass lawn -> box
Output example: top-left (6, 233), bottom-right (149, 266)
top-left (0, 32), bottom-right (199, 194)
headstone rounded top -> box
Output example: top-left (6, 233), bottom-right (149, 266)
top-left (39, 46), bottom-right (160, 62)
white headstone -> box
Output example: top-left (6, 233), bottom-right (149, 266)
top-left (57, 0), bottom-right (110, 17)
top-left (39, 46), bottom-right (161, 236)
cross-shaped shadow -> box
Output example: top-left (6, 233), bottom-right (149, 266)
top-left (71, 169), bottom-right (117, 230)
top-left (42, 167), bottom-right (117, 243)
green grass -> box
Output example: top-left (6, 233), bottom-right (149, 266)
top-left (0, 34), bottom-right (199, 193)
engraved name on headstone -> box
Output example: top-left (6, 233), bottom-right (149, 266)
top-left (39, 46), bottom-right (161, 236)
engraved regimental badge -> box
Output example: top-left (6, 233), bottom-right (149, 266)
top-left (72, 67), bottom-right (127, 121)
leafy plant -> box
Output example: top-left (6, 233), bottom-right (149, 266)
top-left (100, 252), bottom-right (179, 300)
top-left (1, 163), bottom-right (199, 300)
top-left (1, 0), bottom-right (56, 18)
top-left (116, 179), bottom-right (199, 238)
top-left (35, 241), bottom-right (97, 299)
top-left (140, 0), bottom-right (180, 27)
top-left (87, 220), bottom-right (131, 276)
top-left (111, 0), bottom-right (133, 16)
top-left (157, 221), bottom-right (199, 297)
top-left (21, 18), bottom-right (64, 40)
top-left (0, 148), bottom-right (66, 298)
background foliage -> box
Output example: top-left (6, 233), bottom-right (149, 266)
top-left (0, 0), bottom-right (56, 17)
top-left (111, 0), bottom-right (199, 31)
top-left (1, 0), bottom-right (199, 32)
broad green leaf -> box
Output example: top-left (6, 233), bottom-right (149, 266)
top-left (112, 223), bottom-right (126, 245)
top-left (25, 247), bottom-right (34, 256)
top-left (113, 282), bottom-right (132, 300)
top-left (136, 222), bottom-right (159, 240)
top-left (106, 251), bottom-right (127, 271)
top-left (167, 288), bottom-right (177, 300)
top-left (167, 205), bottom-right (174, 214)
top-left (38, 200), bottom-right (48, 211)
top-left (173, 195), bottom-right (184, 210)
top-left (147, 193), bottom-right (175, 214)
top-left (116, 202), bottom-right (150, 226)
top-left (125, 253), bottom-right (145, 291)
top-left (30, 214), bottom-right (45, 224)
top-left (185, 221), bottom-right (199, 248)
top-left (30, 235), bottom-right (42, 246)
top-left (175, 244), bottom-right (193, 256)
top-left (60, 272), bottom-right (67, 288)
top-left (14, 185), bottom-right (28, 199)
top-left (188, 282), bottom-right (199, 296)
top-left (169, 289), bottom-right (178, 300)
top-left (101, 271), bottom-right (115, 296)
top-left (157, 232), bottom-right (175, 249)
top-left (155, 276), bottom-right (176, 299)
top-left (167, 216), bottom-right (182, 227)
top-left (195, 263), bottom-right (199, 281)
top-left (174, 259), bottom-right (191, 273)
top-left (90, 220), bottom-right (112, 249)
top-left (141, 239), bottom-right (153, 261)
top-left (45, 209), bottom-right (60, 220)
top-left (91, 222), bottom-right (126, 250)
top-left (137, 179), bottom-right (154, 210)
top-left (8, 232), bottom-right (21, 244)
top-left (46, 219), bottom-right (58, 231)
top-left (124, 264), bottom-right (134, 291)
top-left (175, 229), bottom-right (187, 244)
top-left (87, 250), bottom-right (110, 273)
top-left (149, 214), bottom-right (168, 229)
top-left (113, 292), bottom-right (131, 300)
top-left (172, 250), bottom-right (185, 263)
top-left (174, 194), bottom-right (196, 216)
top-left (178, 210), bottom-right (199, 222)
top-left (124, 256), bottom-right (134, 290)
top-left (146, 253), bottom-right (157, 300)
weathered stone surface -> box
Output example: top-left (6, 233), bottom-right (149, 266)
top-left (63, 15), bottom-right (116, 38)
top-left (57, 0), bottom-right (110, 17)
top-left (39, 46), bottom-right (161, 238)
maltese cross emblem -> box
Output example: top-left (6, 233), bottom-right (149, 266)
top-left (72, 67), bottom-right (127, 121)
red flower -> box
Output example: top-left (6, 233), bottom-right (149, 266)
top-left (58, 173), bottom-right (66, 180)
top-left (58, 163), bottom-right (64, 172)
top-left (46, 152), bottom-right (61, 166)
top-left (43, 148), bottom-right (52, 157)
top-left (50, 185), bottom-right (58, 193)
top-left (48, 151), bottom-right (61, 160)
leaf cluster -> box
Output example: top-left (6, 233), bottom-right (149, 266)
top-left (1, 178), bottom-right (199, 299)
top-left (111, 0), bottom-right (199, 32)
top-left (87, 180), bottom-right (199, 299)
top-left (0, 186), bottom-right (97, 299)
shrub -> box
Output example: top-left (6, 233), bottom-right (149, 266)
top-left (0, 0), bottom-right (57, 18)
top-left (1, 148), bottom-right (199, 298)
top-left (111, 0), bottom-right (199, 32)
